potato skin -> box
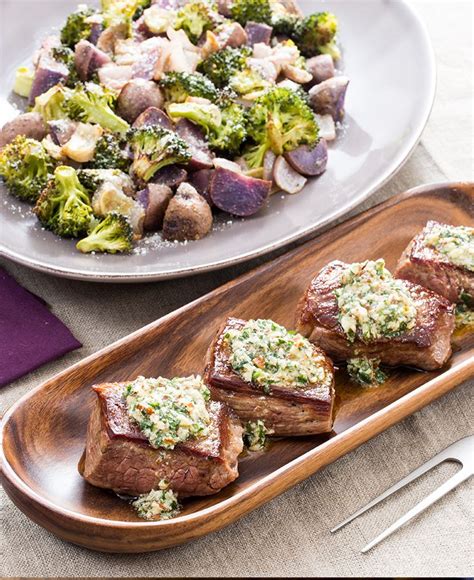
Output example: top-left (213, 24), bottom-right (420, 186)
top-left (0, 113), bottom-right (47, 148)
top-left (162, 183), bottom-right (213, 242)
top-left (117, 79), bottom-right (164, 124)
top-left (138, 183), bottom-right (173, 231)
top-left (284, 140), bottom-right (328, 177)
top-left (273, 155), bottom-right (307, 194)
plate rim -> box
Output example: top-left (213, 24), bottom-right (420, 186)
top-left (0, 0), bottom-right (437, 282)
top-left (1, 181), bottom-right (472, 543)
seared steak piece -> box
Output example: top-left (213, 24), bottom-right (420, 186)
top-left (204, 317), bottom-right (335, 436)
top-left (80, 383), bottom-right (243, 497)
top-left (295, 261), bottom-right (455, 370)
top-left (395, 221), bottom-right (474, 304)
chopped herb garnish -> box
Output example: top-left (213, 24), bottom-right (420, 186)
top-left (132, 480), bottom-right (181, 520)
top-left (347, 356), bottom-right (388, 387)
top-left (424, 223), bottom-right (474, 271)
top-left (335, 259), bottom-right (417, 343)
top-left (225, 318), bottom-right (332, 391)
top-left (243, 420), bottom-right (268, 451)
top-left (125, 375), bottom-right (211, 449)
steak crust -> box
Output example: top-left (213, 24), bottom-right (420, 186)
top-left (295, 261), bottom-right (455, 370)
top-left (204, 317), bottom-right (335, 436)
top-left (395, 221), bottom-right (473, 303)
top-left (79, 383), bottom-right (243, 497)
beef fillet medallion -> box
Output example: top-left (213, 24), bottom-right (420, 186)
top-left (80, 378), bottom-right (243, 497)
top-left (295, 259), bottom-right (455, 370)
top-left (205, 317), bottom-right (335, 436)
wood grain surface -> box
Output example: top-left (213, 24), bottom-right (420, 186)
top-left (1, 182), bottom-right (473, 553)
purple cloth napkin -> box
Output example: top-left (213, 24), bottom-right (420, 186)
top-left (0, 267), bottom-right (82, 387)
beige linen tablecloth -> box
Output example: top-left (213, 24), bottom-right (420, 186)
top-left (1, 1), bottom-right (473, 576)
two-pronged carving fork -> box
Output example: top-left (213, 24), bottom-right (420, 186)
top-left (331, 435), bottom-right (474, 552)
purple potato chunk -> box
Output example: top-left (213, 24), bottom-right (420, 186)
top-left (162, 182), bottom-right (213, 241)
top-left (218, 22), bottom-right (248, 48)
top-left (136, 183), bottom-right (173, 231)
top-left (48, 119), bottom-right (77, 146)
top-left (284, 140), bottom-right (328, 177)
top-left (189, 168), bottom-right (214, 205)
top-left (151, 165), bottom-right (188, 189)
top-left (74, 40), bottom-right (111, 82)
top-left (88, 22), bottom-right (104, 45)
top-left (175, 119), bottom-right (214, 171)
top-left (308, 76), bottom-right (349, 122)
top-left (28, 57), bottom-right (69, 106)
top-left (117, 80), bottom-right (164, 124)
top-left (245, 21), bottom-right (273, 46)
top-left (0, 113), bottom-right (47, 147)
top-left (209, 167), bottom-right (271, 217)
top-left (306, 54), bottom-right (335, 85)
top-left (132, 106), bottom-right (174, 130)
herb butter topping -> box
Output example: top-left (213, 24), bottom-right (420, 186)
top-left (225, 318), bottom-right (332, 391)
top-left (335, 259), bottom-right (417, 343)
top-left (347, 356), bottom-right (387, 387)
top-left (455, 304), bottom-right (474, 330)
top-left (132, 480), bottom-right (180, 521)
top-left (243, 420), bottom-right (268, 451)
top-left (424, 223), bottom-right (474, 271)
top-left (125, 375), bottom-right (211, 449)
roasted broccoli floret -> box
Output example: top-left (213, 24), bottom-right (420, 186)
top-left (60, 6), bottom-right (96, 48)
top-left (77, 167), bottom-right (133, 195)
top-left (210, 103), bottom-right (247, 155)
top-left (51, 46), bottom-right (81, 87)
top-left (174, 0), bottom-right (221, 44)
top-left (293, 12), bottom-right (338, 57)
top-left (271, 12), bottom-right (298, 37)
top-left (168, 102), bottom-right (222, 134)
top-left (76, 212), bottom-right (133, 253)
top-left (32, 85), bottom-right (71, 121)
top-left (132, 0), bottom-right (151, 21)
top-left (159, 72), bottom-right (219, 103)
top-left (168, 98), bottom-right (247, 156)
top-left (229, 68), bottom-right (270, 96)
top-left (101, 0), bottom-right (151, 34)
top-left (244, 87), bottom-right (318, 168)
top-left (198, 46), bottom-right (251, 88)
top-left (230, 0), bottom-right (272, 26)
top-left (34, 165), bottom-right (94, 237)
top-left (67, 83), bottom-right (130, 135)
top-left (211, 94), bottom-right (248, 154)
top-left (0, 136), bottom-right (54, 202)
top-left (87, 133), bottom-right (130, 171)
top-left (127, 126), bottom-right (191, 182)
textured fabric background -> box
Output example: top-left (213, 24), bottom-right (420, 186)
top-left (1, 0), bottom-right (473, 577)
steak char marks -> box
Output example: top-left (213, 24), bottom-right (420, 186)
top-left (395, 221), bottom-right (473, 304)
top-left (80, 383), bottom-right (243, 497)
top-left (295, 260), bottom-right (455, 370)
top-left (204, 317), bottom-right (335, 436)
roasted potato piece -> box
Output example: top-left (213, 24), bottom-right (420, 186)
top-left (162, 182), bottom-right (212, 241)
top-left (117, 80), bottom-right (164, 124)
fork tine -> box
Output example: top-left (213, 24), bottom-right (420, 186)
top-left (331, 444), bottom-right (460, 533)
top-left (361, 468), bottom-right (471, 552)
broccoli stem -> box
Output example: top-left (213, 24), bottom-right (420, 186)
top-left (73, 94), bottom-right (130, 135)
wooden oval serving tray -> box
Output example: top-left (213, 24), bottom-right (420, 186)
top-left (1, 183), bottom-right (473, 553)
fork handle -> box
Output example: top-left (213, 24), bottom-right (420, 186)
top-left (361, 468), bottom-right (472, 553)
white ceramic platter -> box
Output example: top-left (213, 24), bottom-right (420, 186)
top-left (0, 0), bottom-right (435, 282)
